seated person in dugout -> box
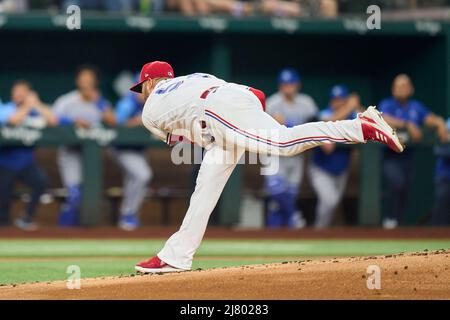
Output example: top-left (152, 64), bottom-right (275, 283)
top-left (0, 80), bottom-right (57, 230)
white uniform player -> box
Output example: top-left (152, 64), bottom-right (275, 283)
top-left (265, 69), bottom-right (318, 229)
top-left (132, 61), bottom-right (404, 273)
top-left (53, 66), bottom-right (115, 227)
top-left (113, 90), bottom-right (153, 231)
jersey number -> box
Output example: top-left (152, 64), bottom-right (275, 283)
top-left (155, 81), bottom-right (183, 95)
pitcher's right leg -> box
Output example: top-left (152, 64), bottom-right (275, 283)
top-left (205, 105), bottom-right (364, 157)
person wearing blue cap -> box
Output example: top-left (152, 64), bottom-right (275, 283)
top-left (264, 68), bottom-right (318, 228)
top-left (309, 84), bottom-right (363, 229)
top-left (112, 74), bottom-right (153, 231)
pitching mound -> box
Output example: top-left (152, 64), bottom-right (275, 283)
top-left (1, 250), bottom-right (449, 299)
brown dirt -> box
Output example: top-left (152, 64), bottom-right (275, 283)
top-left (1, 250), bottom-right (449, 300)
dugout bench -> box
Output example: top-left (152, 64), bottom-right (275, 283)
top-left (105, 187), bottom-right (190, 225)
top-left (13, 187), bottom-right (191, 226)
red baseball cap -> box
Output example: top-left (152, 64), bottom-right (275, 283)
top-left (130, 61), bottom-right (174, 93)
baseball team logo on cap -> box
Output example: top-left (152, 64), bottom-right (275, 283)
top-left (329, 84), bottom-right (349, 100)
top-left (278, 68), bottom-right (300, 84)
top-left (130, 61), bottom-right (174, 93)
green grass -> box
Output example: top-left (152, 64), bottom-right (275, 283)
top-left (0, 239), bottom-right (449, 285)
top-left (0, 258), bottom-right (284, 285)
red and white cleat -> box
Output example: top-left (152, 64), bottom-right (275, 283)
top-left (359, 106), bottom-right (405, 153)
top-left (135, 256), bottom-right (184, 274)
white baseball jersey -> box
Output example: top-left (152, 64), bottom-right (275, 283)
top-left (53, 90), bottom-right (104, 124)
top-left (266, 92), bottom-right (318, 127)
top-left (142, 73), bottom-right (227, 147)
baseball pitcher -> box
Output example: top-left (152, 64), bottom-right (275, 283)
top-left (132, 61), bottom-right (404, 273)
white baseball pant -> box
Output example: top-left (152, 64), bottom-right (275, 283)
top-left (309, 163), bottom-right (349, 229)
top-left (111, 149), bottom-right (153, 217)
top-left (57, 147), bottom-right (83, 187)
top-left (157, 84), bottom-right (365, 270)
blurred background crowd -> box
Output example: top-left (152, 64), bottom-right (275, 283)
top-left (1, 66), bottom-right (449, 231)
top-left (1, 0), bottom-right (450, 19)
top-left (0, 0), bottom-right (450, 232)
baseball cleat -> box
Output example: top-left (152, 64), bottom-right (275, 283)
top-left (14, 217), bottom-right (38, 231)
top-left (359, 106), bottom-right (405, 153)
top-left (118, 215), bottom-right (140, 231)
top-left (382, 218), bottom-right (399, 230)
top-left (135, 256), bottom-right (185, 273)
